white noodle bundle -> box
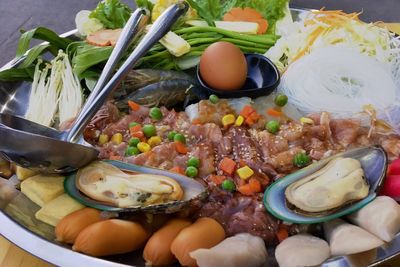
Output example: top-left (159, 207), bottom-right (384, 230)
top-left (279, 46), bottom-right (400, 133)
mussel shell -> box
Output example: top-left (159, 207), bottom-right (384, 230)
top-left (263, 146), bottom-right (387, 224)
top-left (64, 160), bottom-right (208, 214)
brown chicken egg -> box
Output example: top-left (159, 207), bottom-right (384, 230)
top-left (199, 41), bottom-right (247, 91)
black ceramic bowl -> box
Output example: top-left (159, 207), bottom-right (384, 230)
top-left (196, 53), bottom-right (280, 98)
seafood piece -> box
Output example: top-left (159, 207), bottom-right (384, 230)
top-left (264, 146), bottom-right (387, 224)
top-left (118, 69), bottom-right (195, 93)
top-left (285, 157), bottom-right (369, 214)
top-left (76, 161), bottom-right (183, 208)
top-left (65, 160), bottom-right (207, 213)
top-left (275, 234), bottom-right (330, 267)
top-left (348, 196), bottom-right (400, 242)
top-left (190, 233), bottom-right (267, 267)
top-left (116, 79), bottom-right (195, 109)
top-left (324, 219), bottom-right (384, 256)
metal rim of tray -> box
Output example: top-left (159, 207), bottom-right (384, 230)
top-left (1, 7), bottom-right (400, 267)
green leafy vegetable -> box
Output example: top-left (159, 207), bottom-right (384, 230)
top-left (0, 66), bottom-right (35, 82)
top-left (136, 0), bottom-right (154, 12)
top-left (90, 0), bottom-right (132, 29)
top-left (186, 0), bottom-right (289, 32)
top-left (71, 44), bottom-right (113, 76)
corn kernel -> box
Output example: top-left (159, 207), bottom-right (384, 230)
top-left (300, 117), bottom-right (314, 125)
top-left (236, 166), bottom-right (254, 180)
top-left (111, 133), bottom-right (123, 144)
top-left (98, 134), bottom-right (109, 145)
top-left (235, 115), bottom-right (244, 126)
top-left (137, 142), bottom-right (151, 153)
top-left (222, 114), bottom-right (236, 127)
top-left (148, 136), bottom-right (162, 147)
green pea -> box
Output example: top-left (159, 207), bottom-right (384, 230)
top-left (168, 131), bottom-right (177, 141)
top-left (174, 133), bottom-right (186, 144)
top-left (185, 166), bottom-right (198, 177)
top-left (187, 157), bottom-right (200, 168)
top-left (128, 137), bottom-right (140, 147)
top-left (142, 124), bottom-right (156, 138)
top-left (266, 120), bottom-right (280, 134)
top-left (125, 146), bottom-right (140, 156)
top-left (274, 94), bottom-right (288, 107)
top-left (149, 107), bottom-right (163, 120)
top-left (221, 179), bottom-right (236, 192)
top-left (293, 152), bottom-right (311, 168)
top-left (209, 94), bottom-right (219, 104)
top-left (129, 122), bottom-right (140, 128)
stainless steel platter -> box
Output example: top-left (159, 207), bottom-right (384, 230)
top-left (1, 8), bottom-right (400, 267)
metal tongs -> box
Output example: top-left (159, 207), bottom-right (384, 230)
top-left (0, 3), bottom-right (189, 174)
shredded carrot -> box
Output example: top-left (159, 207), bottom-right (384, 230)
top-left (170, 166), bottom-right (185, 175)
top-left (131, 131), bottom-right (144, 139)
top-left (208, 175), bottom-right (227, 186)
top-left (128, 100), bottom-right (140, 111)
top-left (219, 157), bottom-right (236, 175)
top-left (240, 105), bottom-right (257, 118)
top-left (174, 141), bottom-right (188, 154)
top-left (266, 108), bottom-right (283, 117)
top-left (86, 29), bottom-right (122, 47)
top-left (223, 7), bottom-right (268, 34)
top-left (276, 226), bottom-right (289, 242)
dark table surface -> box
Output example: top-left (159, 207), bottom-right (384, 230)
top-left (0, 0), bottom-right (399, 66)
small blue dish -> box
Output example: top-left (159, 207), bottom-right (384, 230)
top-left (196, 53), bottom-right (280, 98)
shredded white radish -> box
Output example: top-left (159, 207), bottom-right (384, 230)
top-left (279, 46), bottom-right (400, 134)
top-left (58, 52), bottom-right (83, 125)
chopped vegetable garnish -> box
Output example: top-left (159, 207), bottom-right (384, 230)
top-left (219, 157), bottom-right (236, 175)
top-left (293, 152), bottom-right (311, 168)
top-left (111, 133), bottom-right (123, 144)
top-left (169, 166), bottom-right (185, 175)
top-left (276, 225), bottom-right (289, 242)
top-left (175, 141), bottom-right (188, 154)
top-left (149, 107), bottom-right (163, 120)
top-left (98, 134), bottom-right (109, 145)
top-left (249, 178), bottom-right (262, 192)
top-left (125, 146), bottom-right (140, 156)
top-left (128, 100), bottom-right (140, 111)
top-left (236, 166), bottom-right (254, 180)
top-left (209, 94), bottom-right (219, 104)
top-left (208, 175), bottom-right (226, 186)
top-left (128, 137), bottom-right (140, 147)
top-left (266, 120), bottom-right (280, 134)
top-left (235, 115), bottom-right (244, 126)
top-left (185, 166), bottom-right (198, 177)
top-left (187, 157), bottom-right (200, 168)
top-left (173, 133), bottom-right (186, 144)
top-left (137, 142), bottom-right (151, 153)
top-left (221, 179), bottom-right (236, 192)
top-left (168, 131), bottom-right (177, 140)
top-left (266, 108), bottom-right (282, 117)
top-left (148, 136), bottom-right (162, 147)
top-left (240, 105), bottom-right (256, 118)
top-left (300, 117), bottom-right (314, 125)
top-left (222, 114), bottom-right (236, 127)
top-left (274, 94), bottom-right (288, 107)
top-left (142, 124), bottom-right (157, 138)
top-left (129, 122), bottom-right (140, 128)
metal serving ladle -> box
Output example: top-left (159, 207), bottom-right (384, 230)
top-left (0, 3), bottom-right (189, 174)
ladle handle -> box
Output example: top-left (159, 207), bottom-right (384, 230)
top-left (78, 8), bottom-right (147, 117)
top-left (66, 2), bottom-right (188, 144)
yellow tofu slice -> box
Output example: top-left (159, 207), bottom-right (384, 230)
top-left (35, 194), bottom-right (85, 226)
top-left (20, 174), bottom-right (65, 207)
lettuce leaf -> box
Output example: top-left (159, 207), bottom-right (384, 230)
top-left (90, 0), bottom-right (132, 29)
